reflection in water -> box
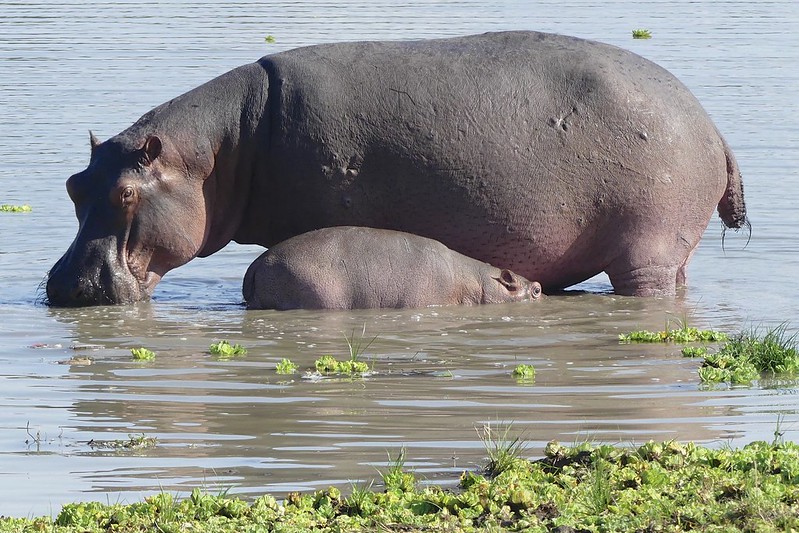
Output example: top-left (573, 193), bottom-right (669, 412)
top-left (1, 0), bottom-right (798, 519)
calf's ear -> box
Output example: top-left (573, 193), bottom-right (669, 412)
top-left (495, 269), bottom-right (521, 292)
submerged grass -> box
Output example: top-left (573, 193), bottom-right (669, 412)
top-left (6, 439), bottom-right (799, 532)
top-left (87, 433), bottom-right (157, 451)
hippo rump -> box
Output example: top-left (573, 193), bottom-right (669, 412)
top-left (45, 30), bottom-right (747, 306)
top-left (242, 226), bottom-right (543, 310)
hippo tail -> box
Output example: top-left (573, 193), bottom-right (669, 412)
top-left (717, 136), bottom-right (748, 231)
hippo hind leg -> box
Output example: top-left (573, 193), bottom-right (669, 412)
top-left (604, 231), bottom-right (701, 296)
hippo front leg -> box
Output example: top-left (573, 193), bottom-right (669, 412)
top-left (605, 263), bottom-right (681, 297)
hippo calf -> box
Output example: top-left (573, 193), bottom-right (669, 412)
top-left (242, 227), bottom-right (542, 310)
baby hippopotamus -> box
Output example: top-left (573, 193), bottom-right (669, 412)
top-left (243, 226), bottom-right (543, 310)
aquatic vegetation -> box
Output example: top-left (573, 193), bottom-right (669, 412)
top-left (680, 346), bottom-right (707, 358)
top-left (275, 357), bottom-right (298, 374)
top-left (87, 433), bottom-right (157, 450)
top-left (683, 325), bottom-right (799, 385)
top-left (6, 438), bottom-right (799, 531)
top-left (209, 340), bottom-right (247, 358)
top-left (130, 347), bottom-right (155, 361)
top-left (0, 203), bottom-right (32, 212)
top-left (310, 327), bottom-right (375, 376)
top-left (632, 28), bottom-right (652, 39)
top-left (619, 323), bottom-right (728, 343)
top-left (313, 354), bottom-right (370, 375)
top-left (264, 34), bottom-right (276, 43)
top-left (512, 363), bottom-right (536, 383)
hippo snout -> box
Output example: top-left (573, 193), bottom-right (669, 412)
top-left (46, 245), bottom-right (147, 307)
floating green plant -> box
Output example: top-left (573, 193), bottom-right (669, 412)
top-left (264, 34), bottom-right (276, 44)
top-left (632, 28), bottom-right (652, 39)
top-left (619, 325), bottom-right (728, 343)
top-left (511, 364), bottom-right (536, 382)
top-left (209, 340), bottom-right (247, 358)
top-left (313, 354), bottom-right (369, 375)
top-left (275, 357), bottom-right (298, 375)
top-left (0, 204), bottom-right (31, 212)
top-left (130, 347), bottom-right (155, 361)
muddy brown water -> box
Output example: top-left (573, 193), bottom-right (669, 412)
top-left (1, 0), bottom-right (798, 517)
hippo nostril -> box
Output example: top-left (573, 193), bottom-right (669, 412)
top-left (531, 283), bottom-right (542, 298)
top-left (71, 286), bottom-right (85, 302)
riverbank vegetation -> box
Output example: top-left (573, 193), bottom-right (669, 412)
top-left (3, 437), bottom-right (798, 532)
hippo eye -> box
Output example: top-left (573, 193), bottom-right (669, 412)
top-left (120, 186), bottom-right (135, 205)
top-left (533, 285), bottom-right (542, 297)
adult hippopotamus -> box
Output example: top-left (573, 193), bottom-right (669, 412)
top-left (46, 30), bottom-right (747, 306)
top-left (242, 226), bottom-right (543, 310)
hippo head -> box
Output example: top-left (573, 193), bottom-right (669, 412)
top-left (484, 269), bottom-right (543, 304)
top-left (46, 132), bottom-right (210, 306)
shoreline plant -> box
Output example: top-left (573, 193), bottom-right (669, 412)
top-left (5, 438), bottom-right (799, 531)
top-left (682, 324), bottom-right (799, 385)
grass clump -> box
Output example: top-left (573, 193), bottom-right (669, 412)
top-left (477, 423), bottom-right (529, 477)
top-left (130, 347), bottom-right (155, 361)
top-left (209, 340), bottom-right (247, 358)
top-left (9, 438), bottom-right (799, 531)
top-left (275, 358), bottom-right (298, 375)
top-left (0, 204), bottom-right (32, 212)
top-left (632, 28), bottom-right (652, 39)
top-left (684, 325), bottom-right (799, 385)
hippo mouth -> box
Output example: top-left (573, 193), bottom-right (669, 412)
top-left (126, 247), bottom-right (162, 299)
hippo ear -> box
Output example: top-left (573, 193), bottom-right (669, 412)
top-left (140, 135), bottom-right (162, 166)
top-left (89, 130), bottom-right (101, 154)
top-left (496, 269), bottom-right (520, 292)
